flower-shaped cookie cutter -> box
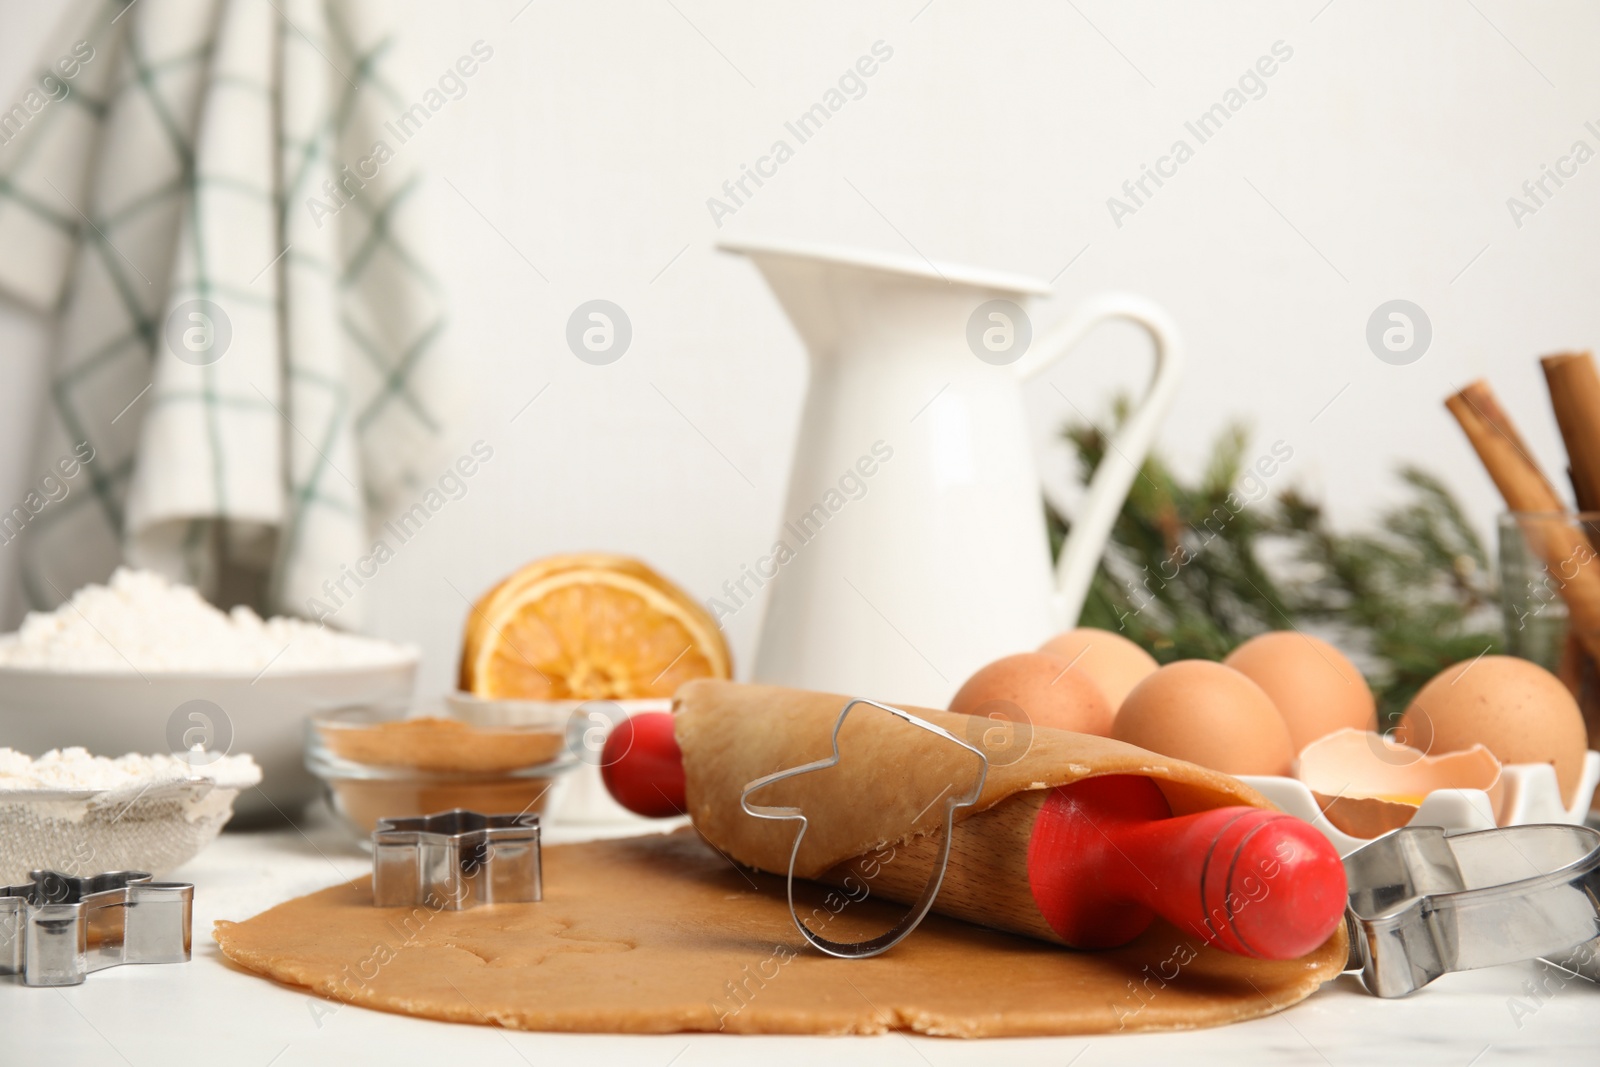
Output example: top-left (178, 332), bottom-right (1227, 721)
top-left (1343, 823), bottom-right (1600, 996)
top-left (372, 810), bottom-right (541, 910)
top-left (1, 870), bottom-right (193, 987)
top-left (739, 698), bottom-right (988, 958)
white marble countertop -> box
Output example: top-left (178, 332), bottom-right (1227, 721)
top-left (3, 806), bottom-right (1597, 1067)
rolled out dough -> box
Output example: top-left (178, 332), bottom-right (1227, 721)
top-left (215, 830), bottom-right (1345, 1037)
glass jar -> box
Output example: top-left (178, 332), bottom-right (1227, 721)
top-left (1498, 510), bottom-right (1600, 802)
top-left (1498, 510), bottom-right (1600, 675)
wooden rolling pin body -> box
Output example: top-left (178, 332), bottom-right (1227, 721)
top-left (821, 775), bottom-right (1340, 958)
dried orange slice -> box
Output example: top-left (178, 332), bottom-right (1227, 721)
top-left (458, 554), bottom-right (730, 700)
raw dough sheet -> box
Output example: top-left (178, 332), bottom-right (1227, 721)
top-left (215, 829), bottom-right (1345, 1037)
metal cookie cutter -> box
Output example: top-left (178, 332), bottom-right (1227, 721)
top-left (1343, 824), bottom-right (1600, 997)
top-left (1, 870), bottom-right (193, 987)
top-left (372, 810), bottom-right (541, 910)
top-left (740, 698), bottom-right (988, 959)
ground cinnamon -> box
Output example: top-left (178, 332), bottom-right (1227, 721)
top-left (317, 717), bottom-right (564, 773)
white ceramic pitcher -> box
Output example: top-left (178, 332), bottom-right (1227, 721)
top-left (720, 239), bottom-right (1183, 708)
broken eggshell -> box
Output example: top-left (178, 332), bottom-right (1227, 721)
top-left (1294, 728), bottom-right (1504, 839)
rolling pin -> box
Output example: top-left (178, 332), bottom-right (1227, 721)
top-left (602, 712), bottom-right (1347, 960)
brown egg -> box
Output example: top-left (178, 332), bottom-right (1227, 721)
top-left (1224, 631), bottom-right (1375, 753)
top-left (1112, 660), bottom-right (1295, 776)
top-left (949, 652), bottom-right (1114, 736)
top-left (1037, 628), bottom-right (1159, 712)
top-left (1398, 655), bottom-right (1587, 805)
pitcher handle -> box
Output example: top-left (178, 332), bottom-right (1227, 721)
top-left (1012, 292), bottom-right (1185, 627)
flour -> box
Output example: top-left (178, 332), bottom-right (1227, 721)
top-left (0, 568), bottom-right (414, 672)
top-left (0, 746), bottom-right (261, 791)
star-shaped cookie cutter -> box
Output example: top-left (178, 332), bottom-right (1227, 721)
top-left (1343, 823), bottom-right (1600, 997)
top-left (372, 810), bottom-right (542, 910)
top-left (739, 698), bottom-right (989, 958)
top-left (1, 870), bottom-right (193, 987)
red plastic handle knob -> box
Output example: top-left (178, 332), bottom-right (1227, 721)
top-left (600, 711), bottom-right (687, 818)
top-left (1027, 775), bottom-right (1347, 959)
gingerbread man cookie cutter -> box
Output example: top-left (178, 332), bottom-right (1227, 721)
top-left (739, 698), bottom-right (988, 959)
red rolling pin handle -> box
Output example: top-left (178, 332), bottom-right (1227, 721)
top-left (1028, 775), bottom-right (1347, 960)
top-left (601, 713), bottom-right (1347, 960)
top-left (600, 712), bottom-right (687, 818)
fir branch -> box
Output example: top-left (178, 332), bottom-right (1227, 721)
top-left (1052, 406), bottom-right (1501, 723)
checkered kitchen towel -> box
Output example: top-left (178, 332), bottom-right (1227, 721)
top-left (0, 0), bottom-right (451, 626)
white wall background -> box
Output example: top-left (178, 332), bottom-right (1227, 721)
top-left (2, 0), bottom-right (1597, 697)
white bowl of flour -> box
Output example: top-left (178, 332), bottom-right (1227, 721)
top-left (0, 570), bottom-right (417, 822)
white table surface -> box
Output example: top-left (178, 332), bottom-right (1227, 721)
top-left (4, 804), bottom-right (1597, 1067)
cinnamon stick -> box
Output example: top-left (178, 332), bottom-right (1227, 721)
top-left (1446, 379), bottom-right (1600, 664)
top-left (1541, 352), bottom-right (1600, 512)
top-left (1541, 355), bottom-right (1600, 777)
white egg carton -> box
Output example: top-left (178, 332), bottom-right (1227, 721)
top-left (1240, 749), bottom-right (1600, 856)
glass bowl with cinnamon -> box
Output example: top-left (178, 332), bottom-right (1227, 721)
top-left (305, 704), bottom-right (577, 838)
